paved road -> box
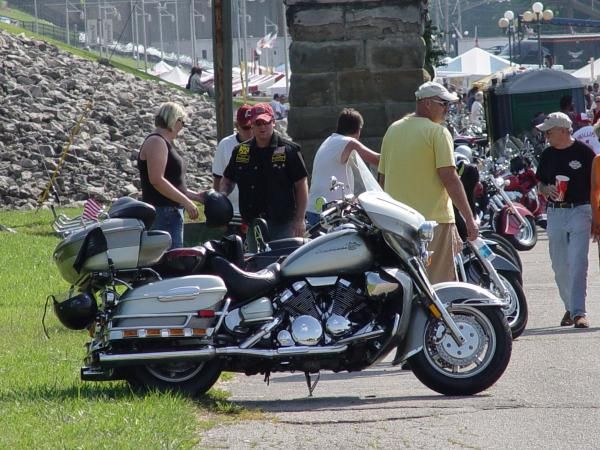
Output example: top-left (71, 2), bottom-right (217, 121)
top-left (200, 231), bottom-right (600, 449)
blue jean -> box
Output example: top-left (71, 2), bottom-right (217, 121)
top-left (246, 219), bottom-right (294, 254)
top-left (546, 204), bottom-right (592, 319)
top-left (151, 206), bottom-right (184, 249)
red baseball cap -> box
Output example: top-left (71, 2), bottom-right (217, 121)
top-left (250, 103), bottom-right (274, 123)
top-left (236, 104), bottom-right (252, 127)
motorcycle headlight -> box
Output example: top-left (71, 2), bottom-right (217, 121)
top-left (418, 221), bottom-right (437, 242)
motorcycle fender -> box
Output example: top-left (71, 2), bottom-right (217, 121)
top-left (490, 254), bottom-right (520, 274)
top-left (395, 282), bottom-right (504, 363)
top-left (500, 203), bottom-right (533, 235)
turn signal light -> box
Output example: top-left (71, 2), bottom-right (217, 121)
top-left (118, 327), bottom-right (207, 338)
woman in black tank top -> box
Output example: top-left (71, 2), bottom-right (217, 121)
top-left (138, 102), bottom-right (205, 248)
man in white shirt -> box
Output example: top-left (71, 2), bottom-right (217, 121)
top-left (573, 113), bottom-right (600, 154)
top-left (212, 104), bottom-right (253, 214)
top-left (307, 108), bottom-right (380, 225)
top-left (270, 94), bottom-right (285, 120)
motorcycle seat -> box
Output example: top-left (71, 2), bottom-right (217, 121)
top-left (267, 237), bottom-right (309, 251)
top-left (209, 256), bottom-right (281, 301)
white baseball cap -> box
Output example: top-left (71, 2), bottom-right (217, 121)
top-left (536, 112), bottom-right (572, 131)
top-left (415, 81), bottom-right (459, 102)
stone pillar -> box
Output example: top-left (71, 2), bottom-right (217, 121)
top-left (285, 0), bottom-right (429, 174)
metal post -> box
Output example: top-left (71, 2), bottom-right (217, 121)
top-left (282, 0), bottom-right (289, 95)
top-left (537, 16), bottom-right (542, 68)
top-left (241, 0), bottom-right (249, 98)
top-left (236, 0), bottom-right (243, 66)
top-left (34, 0), bottom-right (39, 34)
top-left (66, 0), bottom-right (71, 45)
top-left (190, 0), bottom-right (196, 65)
top-left (212, 0), bottom-right (233, 140)
top-left (158, 3), bottom-right (164, 60)
top-left (141, 0), bottom-right (149, 72)
top-left (174, 0), bottom-right (180, 64)
top-left (508, 25), bottom-right (512, 65)
top-left (97, 0), bottom-right (103, 57)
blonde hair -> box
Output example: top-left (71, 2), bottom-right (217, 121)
top-left (154, 102), bottom-right (187, 132)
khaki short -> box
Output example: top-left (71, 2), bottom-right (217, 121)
top-left (426, 223), bottom-right (462, 284)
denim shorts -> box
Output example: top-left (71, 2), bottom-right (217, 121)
top-left (151, 206), bottom-right (184, 249)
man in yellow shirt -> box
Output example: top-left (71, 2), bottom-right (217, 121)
top-left (378, 81), bottom-right (478, 283)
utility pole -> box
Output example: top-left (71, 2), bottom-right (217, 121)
top-left (241, 0), bottom-right (249, 98)
top-left (281, 0), bottom-right (289, 95)
top-left (212, 0), bottom-right (233, 140)
top-left (190, 0), bottom-right (196, 65)
top-left (141, 0), bottom-right (148, 72)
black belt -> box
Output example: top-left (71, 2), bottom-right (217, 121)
top-left (547, 201), bottom-right (590, 209)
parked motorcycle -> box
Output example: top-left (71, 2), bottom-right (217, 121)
top-left (477, 171), bottom-right (537, 251)
top-left (51, 155), bottom-right (512, 397)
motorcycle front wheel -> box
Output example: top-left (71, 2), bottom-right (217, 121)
top-left (409, 305), bottom-right (512, 396)
top-left (507, 215), bottom-right (537, 251)
top-left (125, 360), bottom-right (222, 397)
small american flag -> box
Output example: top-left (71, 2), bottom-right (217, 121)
top-left (82, 198), bottom-right (103, 221)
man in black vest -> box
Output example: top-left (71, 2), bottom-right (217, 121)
top-left (219, 103), bottom-right (308, 252)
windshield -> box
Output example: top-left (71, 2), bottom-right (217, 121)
top-left (346, 151), bottom-right (384, 196)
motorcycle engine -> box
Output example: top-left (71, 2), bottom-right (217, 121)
top-left (276, 278), bottom-right (368, 346)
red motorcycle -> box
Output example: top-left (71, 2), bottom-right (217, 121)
top-left (504, 156), bottom-right (547, 229)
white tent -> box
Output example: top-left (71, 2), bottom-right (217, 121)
top-left (436, 47), bottom-right (511, 79)
top-left (266, 75), bottom-right (290, 96)
top-left (571, 59), bottom-right (600, 81)
top-left (151, 60), bottom-right (173, 76)
top-left (159, 66), bottom-right (190, 88)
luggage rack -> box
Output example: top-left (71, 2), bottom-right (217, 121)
top-left (50, 204), bottom-right (105, 237)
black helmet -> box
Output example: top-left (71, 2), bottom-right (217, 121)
top-left (204, 190), bottom-right (233, 227)
top-left (53, 292), bottom-right (98, 330)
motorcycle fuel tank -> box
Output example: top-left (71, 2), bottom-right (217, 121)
top-left (281, 229), bottom-right (373, 278)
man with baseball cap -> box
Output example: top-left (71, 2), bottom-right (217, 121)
top-left (219, 103), bottom-right (308, 252)
top-left (536, 111), bottom-right (596, 328)
top-left (212, 104), bottom-right (253, 215)
top-left (379, 81), bottom-right (479, 285)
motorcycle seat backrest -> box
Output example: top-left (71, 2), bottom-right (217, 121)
top-left (153, 246), bottom-right (208, 276)
top-left (203, 234), bottom-right (245, 268)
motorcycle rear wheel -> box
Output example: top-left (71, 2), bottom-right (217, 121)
top-left (409, 305), bottom-right (512, 396)
top-left (125, 360), bottom-right (222, 397)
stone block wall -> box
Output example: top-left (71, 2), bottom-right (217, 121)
top-left (285, 0), bottom-right (429, 175)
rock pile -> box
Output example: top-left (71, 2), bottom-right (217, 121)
top-left (0, 30), bottom-right (218, 210)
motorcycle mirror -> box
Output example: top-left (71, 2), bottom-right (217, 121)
top-left (330, 176), bottom-right (338, 190)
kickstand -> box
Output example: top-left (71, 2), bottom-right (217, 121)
top-left (263, 371), bottom-right (271, 386)
top-left (304, 371), bottom-right (320, 397)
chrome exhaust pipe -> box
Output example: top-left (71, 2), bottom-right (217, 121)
top-left (96, 344), bottom-right (348, 367)
top-left (98, 347), bottom-right (217, 367)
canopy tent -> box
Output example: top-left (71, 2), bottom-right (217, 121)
top-left (436, 47), bottom-right (511, 79)
top-left (266, 75), bottom-right (290, 96)
top-left (151, 60), bottom-right (173, 76)
top-left (571, 59), bottom-right (600, 81)
top-left (493, 68), bottom-right (583, 95)
top-left (159, 66), bottom-right (190, 88)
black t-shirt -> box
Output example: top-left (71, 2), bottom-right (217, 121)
top-left (536, 140), bottom-right (595, 204)
top-left (138, 133), bottom-right (187, 207)
top-left (223, 131), bottom-right (308, 223)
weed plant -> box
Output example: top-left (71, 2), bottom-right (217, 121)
top-left (0, 209), bottom-right (250, 449)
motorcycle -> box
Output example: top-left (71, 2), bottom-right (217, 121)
top-left (456, 239), bottom-right (527, 339)
top-left (50, 155), bottom-right (512, 398)
top-left (504, 156), bottom-right (547, 230)
top-left (477, 171), bottom-right (538, 251)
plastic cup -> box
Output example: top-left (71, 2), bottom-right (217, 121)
top-left (555, 175), bottom-right (570, 202)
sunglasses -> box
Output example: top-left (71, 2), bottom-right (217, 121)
top-left (254, 120), bottom-right (272, 126)
top-left (177, 118), bottom-right (185, 127)
top-left (239, 125), bottom-right (252, 130)
top-left (430, 99), bottom-right (450, 108)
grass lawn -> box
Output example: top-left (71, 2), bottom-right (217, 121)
top-left (0, 208), bottom-right (259, 449)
